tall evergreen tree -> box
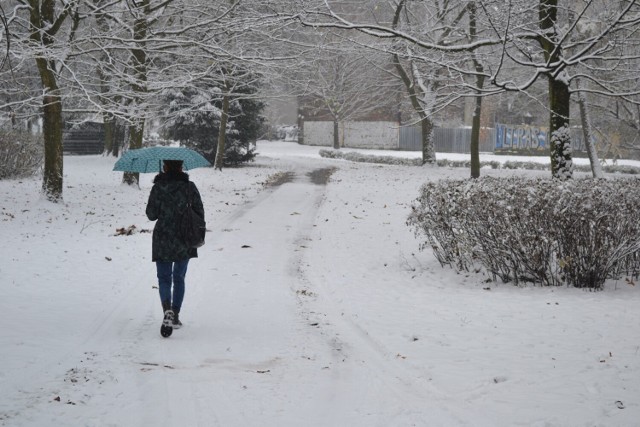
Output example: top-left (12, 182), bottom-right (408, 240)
top-left (161, 82), bottom-right (264, 167)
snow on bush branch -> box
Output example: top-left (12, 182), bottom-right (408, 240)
top-left (0, 129), bottom-right (43, 179)
top-left (407, 177), bottom-right (640, 289)
top-left (319, 149), bottom-right (423, 166)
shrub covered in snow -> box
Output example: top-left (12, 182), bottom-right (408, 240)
top-left (276, 125), bottom-right (298, 142)
top-left (319, 149), bottom-right (640, 175)
top-left (436, 158), bottom-right (501, 169)
top-left (0, 128), bottom-right (43, 179)
top-left (319, 149), bottom-right (423, 166)
top-left (407, 177), bottom-right (640, 289)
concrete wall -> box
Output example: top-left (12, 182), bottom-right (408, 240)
top-left (303, 121), bottom-right (399, 149)
top-left (304, 121), bottom-right (333, 147)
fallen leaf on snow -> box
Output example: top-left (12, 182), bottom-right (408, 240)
top-left (114, 225), bottom-right (150, 236)
top-left (115, 225), bottom-right (137, 235)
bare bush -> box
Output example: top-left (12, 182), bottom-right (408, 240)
top-left (0, 129), bottom-right (43, 179)
top-left (408, 177), bottom-right (640, 289)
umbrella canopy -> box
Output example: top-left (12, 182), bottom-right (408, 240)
top-left (112, 146), bottom-right (211, 173)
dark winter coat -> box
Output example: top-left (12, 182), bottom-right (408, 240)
top-left (145, 171), bottom-right (205, 262)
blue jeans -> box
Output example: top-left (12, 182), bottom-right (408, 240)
top-left (156, 259), bottom-right (189, 312)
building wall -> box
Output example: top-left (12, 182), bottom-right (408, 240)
top-left (304, 121), bottom-right (333, 146)
top-left (303, 121), bottom-right (399, 149)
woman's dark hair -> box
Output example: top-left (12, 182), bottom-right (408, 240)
top-left (163, 160), bottom-right (183, 173)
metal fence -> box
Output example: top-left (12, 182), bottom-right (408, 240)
top-left (63, 123), bottom-right (104, 155)
top-left (399, 126), bottom-right (495, 153)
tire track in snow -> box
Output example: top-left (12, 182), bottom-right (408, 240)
top-left (291, 183), bottom-right (476, 426)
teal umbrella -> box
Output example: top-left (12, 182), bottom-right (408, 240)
top-left (113, 146), bottom-right (211, 173)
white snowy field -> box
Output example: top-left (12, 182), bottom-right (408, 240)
top-left (1, 140), bottom-right (639, 427)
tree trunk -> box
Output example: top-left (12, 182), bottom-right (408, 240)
top-left (470, 94), bottom-right (482, 179)
top-left (41, 90), bottom-right (64, 201)
top-left (123, 1), bottom-right (149, 185)
top-left (392, 1), bottom-right (435, 165)
top-left (31, 0), bottom-right (64, 202)
top-left (333, 118), bottom-right (340, 149)
top-left (102, 115), bottom-right (117, 156)
top-left (469, 4), bottom-right (483, 179)
top-left (539, 0), bottom-right (573, 179)
top-left (96, 1), bottom-right (117, 157)
top-left (576, 79), bottom-right (603, 178)
top-left (548, 76), bottom-right (573, 179)
top-left (420, 117), bottom-right (435, 165)
top-left (123, 121), bottom-right (144, 185)
top-left (392, 54), bottom-right (436, 165)
top-left (297, 100), bottom-right (304, 145)
top-left (214, 93), bottom-right (230, 171)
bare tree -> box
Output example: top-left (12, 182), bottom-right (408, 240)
top-left (2, 0), bottom-right (81, 201)
top-left (294, 0), bottom-right (640, 179)
top-left (294, 37), bottom-right (397, 149)
top-left (0, 3), bottom-right (9, 70)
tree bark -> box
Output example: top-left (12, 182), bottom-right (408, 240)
top-left (548, 76), bottom-right (573, 179)
top-left (214, 93), bottom-right (230, 171)
top-left (297, 100), bottom-right (304, 145)
top-left (539, 0), bottom-right (573, 179)
top-left (40, 89), bottom-right (64, 201)
top-left (392, 0), bottom-right (435, 165)
top-left (470, 92), bottom-right (482, 179)
top-left (102, 116), bottom-right (117, 156)
top-left (469, 3), bottom-right (483, 179)
top-left (96, 0), bottom-right (117, 157)
top-left (333, 118), bottom-right (340, 149)
top-left (576, 79), bottom-right (603, 178)
top-left (30, 0), bottom-right (65, 201)
top-left (123, 0), bottom-right (149, 186)
top-left (123, 121), bottom-right (144, 185)
top-left (420, 117), bottom-right (435, 164)
top-left (393, 53), bottom-right (435, 165)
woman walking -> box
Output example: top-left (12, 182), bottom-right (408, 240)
top-left (146, 159), bottom-right (205, 336)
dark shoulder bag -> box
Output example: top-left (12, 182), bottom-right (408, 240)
top-left (179, 183), bottom-right (206, 248)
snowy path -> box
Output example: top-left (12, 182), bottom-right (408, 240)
top-left (131, 165), bottom-right (458, 426)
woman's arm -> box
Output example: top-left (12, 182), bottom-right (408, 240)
top-left (191, 182), bottom-right (205, 219)
top-left (146, 185), bottom-right (160, 221)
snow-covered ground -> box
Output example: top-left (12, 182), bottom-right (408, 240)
top-left (1, 141), bottom-right (639, 426)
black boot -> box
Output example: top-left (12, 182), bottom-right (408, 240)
top-left (161, 301), bottom-right (174, 326)
top-left (171, 307), bottom-right (182, 329)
